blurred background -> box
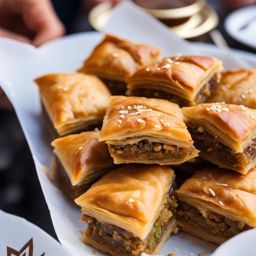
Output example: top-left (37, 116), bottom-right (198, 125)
top-left (0, 0), bottom-right (255, 238)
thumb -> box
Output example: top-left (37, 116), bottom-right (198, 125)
top-left (22, 0), bottom-right (65, 46)
top-left (0, 27), bottom-right (31, 44)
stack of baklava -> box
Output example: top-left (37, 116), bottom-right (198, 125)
top-left (35, 34), bottom-right (256, 256)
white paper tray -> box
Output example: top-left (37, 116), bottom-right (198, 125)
top-left (0, 2), bottom-right (255, 256)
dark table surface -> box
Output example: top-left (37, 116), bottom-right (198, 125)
top-left (0, 0), bottom-right (255, 241)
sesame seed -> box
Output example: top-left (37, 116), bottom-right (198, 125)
top-left (165, 58), bottom-right (174, 64)
top-left (206, 103), bottom-right (229, 113)
top-left (219, 200), bottom-right (225, 206)
top-left (112, 52), bottom-right (119, 58)
top-left (208, 188), bottom-right (216, 197)
top-left (134, 105), bottom-right (147, 110)
top-left (155, 124), bottom-right (162, 129)
top-left (216, 183), bottom-right (228, 187)
top-left (160, 63), bottom-right (171, 69)
top-left (78, 146), bottom-right (84, 150)
top-left (244, 89), bottom-right (253, 94)
top-left (136, 118), bottom-right (144, 123)
top-left (145, 67), bottom-right (151, 72)
top-left (239, 105), bottom-right (247, 111)
top-left (118, 109), bottom-right (128, 114)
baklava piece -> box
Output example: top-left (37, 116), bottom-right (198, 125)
top-left (78, 34), bottom-right (161, 95)
top-left (127, 55), bottom-right (222, 106)
top-left (182, 103), bottom-right (256, 174)
top-left (35, 73), bottom-right (111, 136)
top-left (51, 131), bottom-right (113, 198)
top-left (209, 68), bottom-right (256, 109)
top-left (99, 96), bottom-right (198, 165)
top-left (177, 167), bottom-right (256, 244)
top-left (75, 165), bottom-right (177, 256)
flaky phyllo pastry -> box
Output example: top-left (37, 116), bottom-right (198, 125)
top-left (177, 167), bottom-right (256, 244)
top-left (35, 73), bottom-right (111, 136)
top-left (127, 55), bottom-right (223, 106)
top-left (182, 103), bottom-right (256, 174)
top-left (51, 131), bottom-right (113, 198)
top-left (75, 165), bottom-right (177, 256)
top-left (78, 34), bottom-right (161, 95)
top-left (209, 68), bottom-right (256, 109)
top-left (99, 96), bottom-right (198, 165)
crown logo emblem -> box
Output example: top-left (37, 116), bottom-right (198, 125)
top-left (7, 239), bottom-right (45, 256)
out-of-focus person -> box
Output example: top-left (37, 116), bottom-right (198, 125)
top-left (0, 0), bottom-right (120, 109)
top-left (0, 0), bottom-right (64, 46)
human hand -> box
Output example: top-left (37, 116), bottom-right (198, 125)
top-left (0, 0), bottom-right (64, 46)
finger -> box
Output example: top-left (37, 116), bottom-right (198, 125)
top-left (22, 0), bottom-right (64, 46)
top-left (0, 27), bottom-right (31, 43)
top-left (33, 25), bottom-right (64, 47)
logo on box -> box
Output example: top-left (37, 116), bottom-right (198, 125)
top-left (7, 239), bottom-right (45, 256)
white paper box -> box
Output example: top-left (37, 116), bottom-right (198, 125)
top-left (0, 210), bottom-right (71, 256)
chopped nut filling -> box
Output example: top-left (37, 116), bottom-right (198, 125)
top-left (178, 202), bottom-right (249, 239)
top-left (189, 124), bottom-right (256, 169)
top-left (109, 140), bottom-right (192, 161)
top-left (83, 193), bottom-right (177, 256)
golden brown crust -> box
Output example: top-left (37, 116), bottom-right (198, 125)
top-left (177, 167), bottom-right (256, 227)
top-left (182, 103), bottom-right (256, 152)
top-left (209, 68), bottom-right (256, 109)
top-left (127, 55), bottom-right (223, 105)
top-left (82, 218), bottom-right (177, 256)
top-left (100, 96), bottom-right (189, 142)
top-left (78, 34), bottom-right (161, 82)
top-left (51, 131), bottom-right (113, 187)
top-left (35, 73), bottom-right (111, 136)
top-left (177, 221), bottom-right (226, 244)
top-left (99, 96), bottom-right (198, 164)
top-left (75, 165), bottom-right (175, 240)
